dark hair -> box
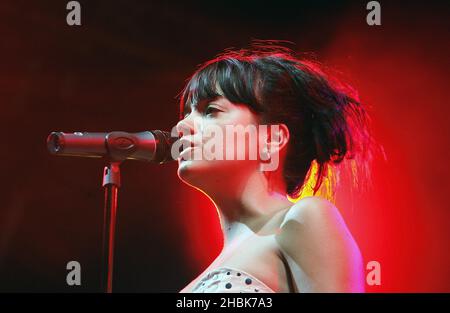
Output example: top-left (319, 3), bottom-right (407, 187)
top-left (178, 40), bottom-right (375, 198)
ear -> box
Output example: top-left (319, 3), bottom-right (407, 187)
top-left (266, 123), bottom-right (290, 155)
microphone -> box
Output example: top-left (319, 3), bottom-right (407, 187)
top-left (47, 130), bottom-right (178, 163)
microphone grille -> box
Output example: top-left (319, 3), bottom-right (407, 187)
top-left (151, 130), bottom-right (178, 163)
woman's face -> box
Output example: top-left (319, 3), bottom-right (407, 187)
top-left (175, 96), bottom-right (265, 191)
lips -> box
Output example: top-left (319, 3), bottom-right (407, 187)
top-left (179, 147), bottom-right (194, 160)
top-left (178, 137), bottom-right (195, 149)
top-left (178, 137), bottom-right (202, 161)
top-left (178, 136), bottom-right (201, 152)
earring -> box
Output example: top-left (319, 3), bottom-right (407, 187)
top-left (262, 146), bottom-right (271, 161)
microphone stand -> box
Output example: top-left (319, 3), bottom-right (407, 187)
top-left (46, 130), bottom-right (178, 293)
top-left (98, 131), bottom-right (176, 293)
top-left (101, 161), bottom-right (121, 293)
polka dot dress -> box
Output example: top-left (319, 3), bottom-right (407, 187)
top-left (191, 267), bottom-right (275, 293)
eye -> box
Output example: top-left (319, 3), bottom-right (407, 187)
top-left (205, 105), bottom-right (222, 117)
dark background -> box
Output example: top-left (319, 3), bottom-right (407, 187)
top-left (0, 0), bottom-right (449, 292)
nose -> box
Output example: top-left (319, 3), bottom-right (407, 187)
top-left (176, 116), bottom-right (194, 138)
top-left (175, 116), bottom-right (198, 154)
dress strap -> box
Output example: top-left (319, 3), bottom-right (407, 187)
top-left (279, 250), bottom-right (299, 293)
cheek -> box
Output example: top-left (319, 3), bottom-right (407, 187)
top-left (207, 111), bottom-right (262, 159)
top-left (179, 107), bottom-right (263, 166)
top-left (200, 126), bottom-right (262, 162)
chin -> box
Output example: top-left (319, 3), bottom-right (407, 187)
top-left (177, 159), bottom-right (212, 186)
top-left (177, 159), bottom-right (239, 189)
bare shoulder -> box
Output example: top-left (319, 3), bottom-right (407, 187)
top-left (275, 196), bottom-right (364, 292)
top-left (281, 196), bottom-right (344, 228)
top-left (277, 196), bottom-right (354, 258)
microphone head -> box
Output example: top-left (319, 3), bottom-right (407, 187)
top-left (150, 130), bottom-right (178, 163)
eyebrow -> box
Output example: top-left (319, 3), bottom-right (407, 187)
top-left (183, 96), bottom-right (220, 117)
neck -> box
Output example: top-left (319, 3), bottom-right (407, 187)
top-left (206, 169), bottom-right (293, 249)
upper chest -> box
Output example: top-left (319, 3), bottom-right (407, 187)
top-left (182, 234), bottom-right (292, 293)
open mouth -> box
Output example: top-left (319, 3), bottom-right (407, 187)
top-left (178, 147), bottom-right (198, 161)
top-left (177, 136), bottom-right (202, 161)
